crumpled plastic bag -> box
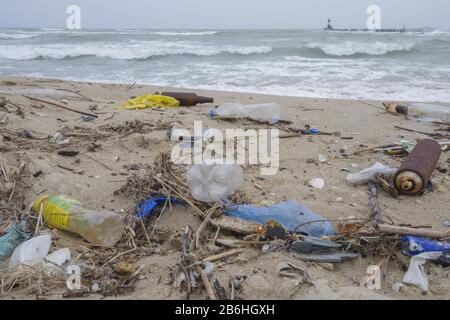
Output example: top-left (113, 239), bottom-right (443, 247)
top-left (121, 94), bottom-right (180, 110)
top-left (346, 162), bottom-right (397, 185)
top-left (187, 164), bottom-right (243, 203)
top-left (402, 251), bottom-right (441, 291)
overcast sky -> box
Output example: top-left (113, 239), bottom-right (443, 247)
top-left (0, 0), bottom-right (449, 29)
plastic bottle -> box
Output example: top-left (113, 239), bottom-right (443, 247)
top-left (187, 164), bottom-right (243, 203)
top-left (395, 103), bottom-right (450, 123)
top-left (210, 103), bottom-right (281, 124)
top-left (33, 195), bottom-right (124, 247)
top-left (9, 234), bottom-right (51, 271)
top-left (161, 92), bottom-right (214, 106)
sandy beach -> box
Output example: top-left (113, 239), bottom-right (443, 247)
top-left (0, 76), bottom-right (449, 300)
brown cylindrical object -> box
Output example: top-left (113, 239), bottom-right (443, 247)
top-left (394, 139), bottom-right (441, 195)
top-left (161, 92), bottom-right (213, 106)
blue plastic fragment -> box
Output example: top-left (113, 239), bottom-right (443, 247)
top-left (401, 236), bottom-right (450, 256)
top-left (305, 128), bottom-right (320, 135)
top-left (222, 200), bottom-right (335, 237)
top-left (136, 196), bottom-right (185, 218)
top-left (0, 220), bottom-right (31, 261)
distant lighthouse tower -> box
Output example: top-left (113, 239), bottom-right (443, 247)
top-left (326, 18), bottom-right (333, 30)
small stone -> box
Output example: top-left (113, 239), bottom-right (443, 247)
top-left (307, 158), bottom-right (315, 164)
top-left (318, 154), bottom-right (327, 163)
top-left (309, 178), bottom-right (325, 189)
top-left (335, 197), bottom-right (343, 203)
top-left (60, 99), bottom-right (68, 105)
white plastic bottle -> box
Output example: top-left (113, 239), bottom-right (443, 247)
top-left (210, 103), bottom-right (281, 124)
top-left (404, 103), bottom-right (450, 123)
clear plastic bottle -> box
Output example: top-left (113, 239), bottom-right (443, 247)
top-left (404, 103), bottom-right (450, 123)
top-left (33, 195), bottom-right (124, 247)
top-left (210, 103), bottom-right (281, 124)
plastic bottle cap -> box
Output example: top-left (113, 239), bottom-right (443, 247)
top-left (209, 110), bottom-right (217, 118)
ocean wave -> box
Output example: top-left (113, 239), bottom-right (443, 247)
top-left (0, 43), bottom-right (272, 60)
top-left (0, 33), bottom-right (39, 40)
top-left (306, 41), bottom-right (415, 56)
top-left (150, 31), bottom-right (219, 36)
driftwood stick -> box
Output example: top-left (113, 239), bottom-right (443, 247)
top-left (195, 265), bottom-right (217, 300)
top-left (203, 248), bottom-right (245, 263)
top-left (376, 224), bottom-right (449, 239)
top-left (24, 95), bottom-right (98, 118)
top-left (193, 205), bottom-right (217, 250)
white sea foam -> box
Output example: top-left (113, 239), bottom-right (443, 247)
top-left (0, 33), bottom-right (39, 40)
top-left (150, 31), bottom-right (219, 36)
top-left (0, 43), bottom-right (272, 60)
top-left (306, 41), bottom-right (415, 56)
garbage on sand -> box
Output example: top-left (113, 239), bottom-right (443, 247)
top-left (136, 196), bottom-right (185, 218)
top-left (402, 252), bottom-right (442, 292)
top-left (401, 236), bottom-right (450, 256)
top-left (0, 220), bottom-right (30, 263)
top-left (383, 102), bottom-right (450, 123)
top-left (346, 162), bottom-right (397, 185)
top-left (121, 94), bottom-right (180, 110)
top-left (222, 200), bottom-right (335, 237)
top-left (33, 195), bottom-right (124, 247)
top-left (309, 178), bottom-right (325, 189)
top-left (187, 164), bottom-right (243, 203)
top-left (8, 234), bottom-right (51, 271)
top-left (394, 139), bottom-right (441, 196)
top-left (210, 102), bottom-right (281, 124)
top-left (161, 92), bottom-right (213, 106)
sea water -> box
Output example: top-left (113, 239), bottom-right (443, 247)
top-left (0, 28), bottom-right (449, 102)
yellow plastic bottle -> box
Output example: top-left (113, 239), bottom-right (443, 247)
top-left (33, 195), bottom-right (124, 247)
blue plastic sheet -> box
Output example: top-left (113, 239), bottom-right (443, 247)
top-left (223, 200), bottom-right (335, 237)
top-left (136, 197), bottom-right (185, 218)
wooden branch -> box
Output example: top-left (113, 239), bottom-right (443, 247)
top-left (376, 224), bottom-right (450, 239)
top-left (195, 265), bottom-right (217, 300)
top-left (24, 95), bottom-right (98, 118)
top-left (203, 248), bottom-right (245, 263)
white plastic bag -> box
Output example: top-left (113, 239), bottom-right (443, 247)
top-left (187, 164), bottom-right (243, 202)
top-left (346, 162), bottom-right (397, 185)
top-left (9, 234), bottom-right (51, 271)
top-left (402, 252), bottom-right (441, 291)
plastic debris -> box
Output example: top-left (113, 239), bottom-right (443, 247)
top-left (346, 162), bottom-right (397, 185)
top-left (0, 220), bottom-right (30, 263)
top-left (293, 252), bottom-right (360, 263)
top-left (187, 164), bottom-right (243, 203)
top-left (210, 103), bottom-right (281, 124)
top-left (223, 200), bottom-right (335, 237)
top-left (401, 236), bottom-right (450, 256)
top-left (9, 234), bottom-right (52, 271)
top-left (289, 236), bottom-right (342, 254)
top-left (402, 251), bottom-right (441, 291)
top-left (121, 94), bottom-right (180, 110)
top-left (136, 196), bottom-right (185, 218)
top-left (33, 195), bottom-right (124, 247)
